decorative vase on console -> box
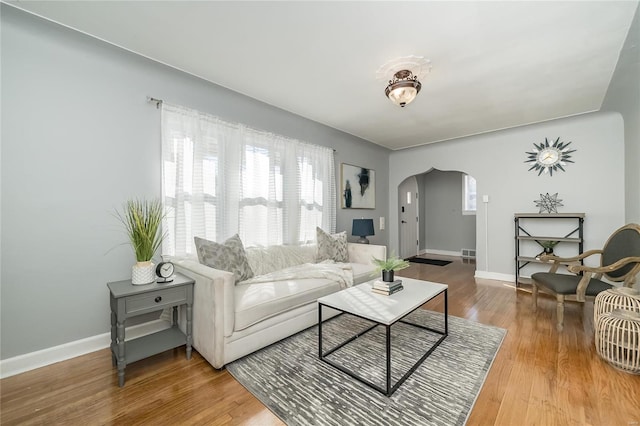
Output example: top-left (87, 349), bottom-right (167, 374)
top-left (115, 198), bottom-right (166, 285)
top-left (131, 260), bottom-right (156, 285)
top-left (537, 241), bottom-right (559, 260)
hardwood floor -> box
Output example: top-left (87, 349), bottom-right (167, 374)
top-left (2, 257), bottom-right (638, 425)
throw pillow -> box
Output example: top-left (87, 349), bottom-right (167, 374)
top-left (316, 227), bottom-right (349, 263)
top-left (194, 234), bottom-right (254, 282)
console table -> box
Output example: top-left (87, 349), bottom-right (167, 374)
top-left (107, 273), bottom-right (194, 387)
top-left (514, 213), bottom-right (585, 287)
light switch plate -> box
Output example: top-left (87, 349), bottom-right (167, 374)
top-left (379, 217), bottom-right (385, 230)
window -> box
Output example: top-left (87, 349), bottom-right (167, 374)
top-left (463, 174), bottom-right (477, 215)
top-left (161, 103), bottom-right (336, 256)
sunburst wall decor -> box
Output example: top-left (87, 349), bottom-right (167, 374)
top-left (525, 137), bottom-right (576, 176)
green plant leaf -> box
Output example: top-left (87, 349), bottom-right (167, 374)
top-left (371, 252), bottom-right (410, 273)
top-left (114, 198), bottom-right (167, 262)
top-left (538, 240), bottom-right (559, 249)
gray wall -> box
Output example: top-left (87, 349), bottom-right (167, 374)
top-left (389, 112), bottom-right (626, 278)
top-left (602, 5), bottom-right (640, 224)
top-left (0, 7), bottom-right (389, 359)
top-left (419, 170), bottom-right (476, 253)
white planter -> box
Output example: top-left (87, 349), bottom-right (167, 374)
top-left (132, 261), bottom-right (156, 285)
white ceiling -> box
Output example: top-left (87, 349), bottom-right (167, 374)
top-left (7, 1), bottom-right (639, 150)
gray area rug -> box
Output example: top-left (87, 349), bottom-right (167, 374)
top-left (226, 310), bottom-right (506, 426)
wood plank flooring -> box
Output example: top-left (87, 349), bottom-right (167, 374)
top-left (2, 256), bottom-right (639, 425)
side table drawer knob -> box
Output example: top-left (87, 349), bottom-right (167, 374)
top-left (155, 296), bottom-right (162, 303)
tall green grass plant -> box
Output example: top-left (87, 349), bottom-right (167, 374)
top-left (115, 199), bottom-right (166, 262)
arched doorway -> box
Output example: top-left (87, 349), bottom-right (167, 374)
top-left (398, 176), bottom-right (419, 259)
top-left (399, 169), bottom-right (477, 267)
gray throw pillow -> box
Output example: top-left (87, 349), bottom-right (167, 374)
top-left (316, 227), bottom-right (349, 263)
top-left (194, 234), bottom-right (254, 282)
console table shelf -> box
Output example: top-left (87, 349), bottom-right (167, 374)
top-left (516, 236), bottom-right (581, 243)
top-left (121, 327), bottom-right (187, 365)
top-left (516, 255), bottom-right (579, 265)
top-left (514, 213), bottom-right (585, 287)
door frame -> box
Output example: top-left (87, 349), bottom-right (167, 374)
top-left (398, 175), bottom-right (419, 259)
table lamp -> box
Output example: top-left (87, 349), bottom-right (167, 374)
top-left (352, 218), bottom-right (375, 244)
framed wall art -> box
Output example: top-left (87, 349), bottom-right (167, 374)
top-left (341, 163), bottom-right (375, 209)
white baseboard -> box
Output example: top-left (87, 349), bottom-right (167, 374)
top-left (0, 333), bottom-right (111, 380)
top-left (422, 249), bottom-right (462, 257)
top-left (474, 270), bottom-right (515, 283)
top-left (0, 319), bottom-right (171, 379)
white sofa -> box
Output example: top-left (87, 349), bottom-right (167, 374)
top-left (173, 243), bottom-right (386, 369)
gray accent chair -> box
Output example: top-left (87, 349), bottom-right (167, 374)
top-left (532, 223), bottom-right (640, 331)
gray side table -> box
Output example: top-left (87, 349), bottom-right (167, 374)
top-left (107, 272), bottom-right (194, 387)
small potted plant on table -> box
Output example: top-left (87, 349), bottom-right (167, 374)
top-left (372, 253), bottom-right (410, 282)
top-left (115, 198), bottom-right (166, 285)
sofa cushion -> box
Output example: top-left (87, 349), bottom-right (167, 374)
top-left (351, 262), bottom-right (377, 285)
top-left (234, 278), bottom-right (342, 331)
top-left (194, 235), bottom-right (254, 282)
top-left (245, 244), bottom-right (316, 276)
top-left (316, 227), bottom-right (348, 263)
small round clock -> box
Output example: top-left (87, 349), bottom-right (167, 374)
top-left (525, 137), bottom-right (576, 176)
top-left (156, 261), bottom-right (174, 283)
top-left (537, 148), bottom-right (560, 166)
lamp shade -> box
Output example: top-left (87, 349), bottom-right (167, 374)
top-left (352, 219), bottom-right (375, 244)
top-left (386, 83), bottom-right (419, 107)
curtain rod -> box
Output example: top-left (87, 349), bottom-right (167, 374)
top-left (147, 96), bottom-right (335, 152)
top-left (147, 96), bottom-right (163, 109)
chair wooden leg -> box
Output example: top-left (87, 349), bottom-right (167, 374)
top-left (556, 294), bottom-right (565, 331)
top-left (532, 283), bottom-right (538, 312)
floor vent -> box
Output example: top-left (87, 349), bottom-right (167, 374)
top-left (461, 248), bottom-right (476, 259)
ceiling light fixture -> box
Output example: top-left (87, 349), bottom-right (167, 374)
top-left (385, 69), bottom-right (422, 107)
top-left (377, 56), bottom-right (431, 108)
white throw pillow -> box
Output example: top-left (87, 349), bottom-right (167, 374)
top-left (194, 234), bottom-right (254, 282)
top-left (315, 227), bottom-right (349, 263)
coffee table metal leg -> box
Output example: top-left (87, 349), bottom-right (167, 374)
top-left (318, 303), bottom-right (323, 359)
top-left (444, 288), bottom-right (448, 335)
top-left (386, 324), bottom-right (391, 396)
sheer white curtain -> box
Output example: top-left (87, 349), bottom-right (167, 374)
top-left (161, 103), bottom-right (335, 256)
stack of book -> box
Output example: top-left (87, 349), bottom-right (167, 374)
top-left (371, 279), bottom-right (403, 296)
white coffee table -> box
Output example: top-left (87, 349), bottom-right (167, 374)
top-left (317, 277), bottom-right (448, 396)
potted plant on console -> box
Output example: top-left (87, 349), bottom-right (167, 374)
top-left (372, 253), bottom-right (410, 282)
top-left (115, 198), bottom-right (166, 285)
top-left (536, 240), bottom-right (559, 260)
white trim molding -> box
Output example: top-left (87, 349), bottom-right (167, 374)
top-left (422, 249), bottom-right (461, 257)
top-left (474, 270), bottom-right (515, 283)
top-left (0, 319), bottom-right (171, 379)
top-left (0, 333), bottom-right (110, 379)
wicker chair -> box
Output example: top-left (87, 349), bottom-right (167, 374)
top-left (532, 223), bottom-right (640, 331)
